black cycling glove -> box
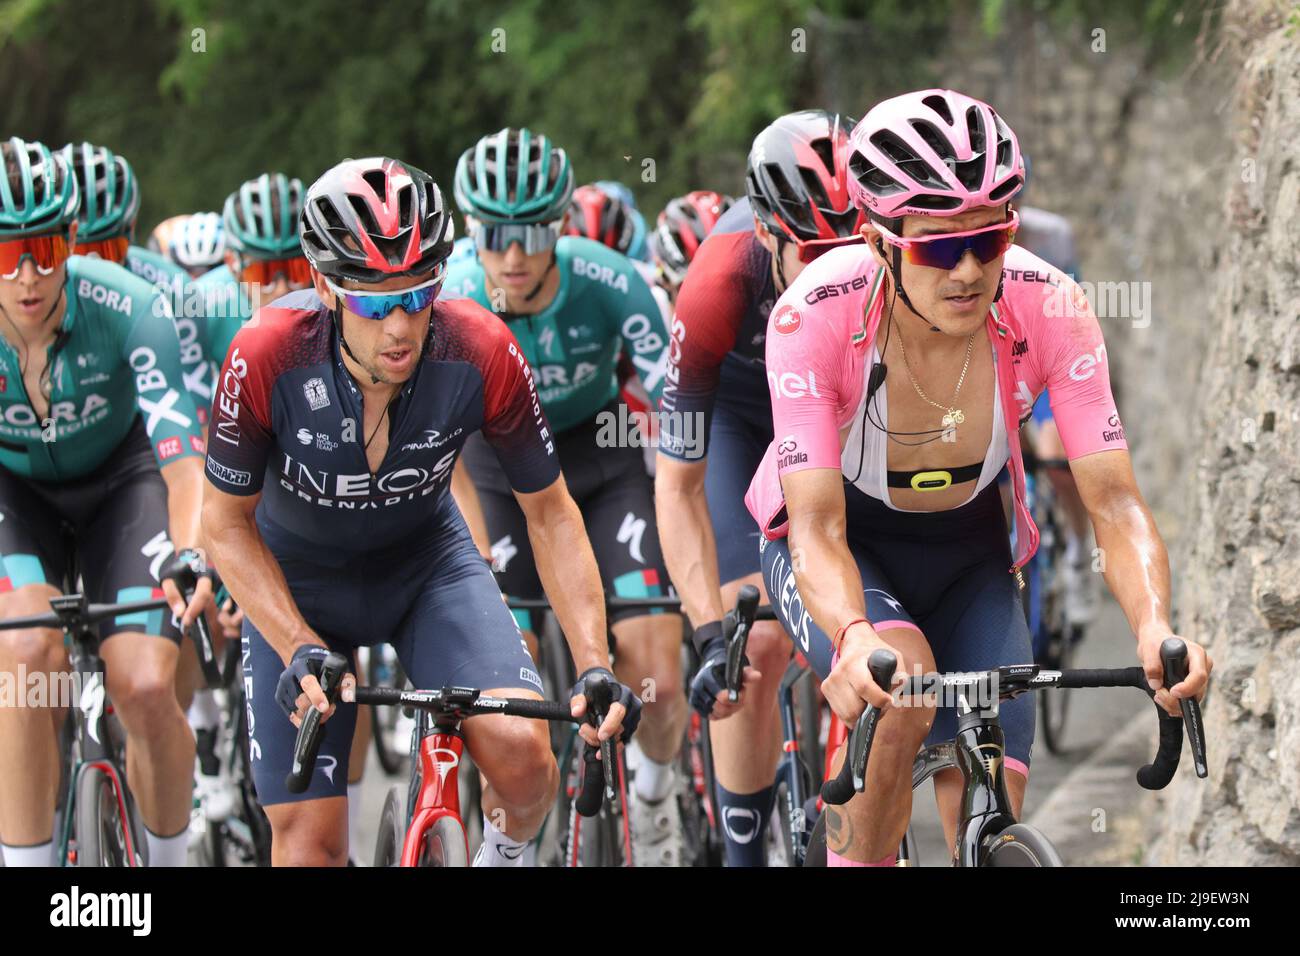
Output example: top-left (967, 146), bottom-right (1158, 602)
top-left (569, 666), bottom-right (642, 741)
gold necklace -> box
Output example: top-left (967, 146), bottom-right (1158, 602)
top-left (895, 322), bottom-right (977, 430)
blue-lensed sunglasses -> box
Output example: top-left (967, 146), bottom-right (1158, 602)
top-left (323, 267), bottom-right (444, 321)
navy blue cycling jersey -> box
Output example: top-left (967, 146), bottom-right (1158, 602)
top-left (203, 291), bottom-right (559, 551)
top-left (658, 197), bottom-right (775, 459)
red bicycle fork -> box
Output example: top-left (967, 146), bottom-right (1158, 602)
top-left (399, 729), bottom-right (468, 867)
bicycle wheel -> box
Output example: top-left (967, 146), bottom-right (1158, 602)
top-left (803, 810), bottom-right (827, 867)
top-left (418, 814), bottom-right (469, 868)
top-left (768, 779), bottom-right (799, 867)
top-left (369, 646), bottom-right (409, 776)
top-left (229, 688), bottom-right (273, 866)
top-left (374, 785), bottom-right (406, 867)
top-left (74, 766), bottom-right (136, 867)
top-left (677, 713), bottom-right (717, 867)
top-left (1038, 625), bottom-right (1077, 754)
top-left (981, 823), bottom-right (1063, 867)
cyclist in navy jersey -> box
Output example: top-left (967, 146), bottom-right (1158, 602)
top-left (654, 111), bottom-right (864, 865)
top-left (201, 157), bottom-right (639, 867)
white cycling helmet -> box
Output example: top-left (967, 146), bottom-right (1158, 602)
top-left (170, 211), bottom-right (226, 271)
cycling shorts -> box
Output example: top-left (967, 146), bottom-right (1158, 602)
top-left (704, 400), bottom-right (770, 585)
top-left (244, 495), bottom-right (542, 806)
top-left (759, 482), bottom-right (1034, 776)
top-left (462, 403), bottom-right (671, 632)
top-left (0, 419), bottom-right (181, 643)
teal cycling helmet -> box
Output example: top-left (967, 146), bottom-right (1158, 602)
top-left (0, 137), bottom-right (80, 238)
top-left (61, 142), bottom-right (141, 242)
top-left (453, 128), bottom-right (574, 224)
top-left (222, 172), bottom-right (304, 257)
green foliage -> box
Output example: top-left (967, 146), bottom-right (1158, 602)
top-left (0, 0), bottom-right (1207, 229)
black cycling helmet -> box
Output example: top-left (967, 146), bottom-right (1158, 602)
top-left (745, 109), bottom-right (863, 244)
top-left (300, 157), bottom-right (454, 283)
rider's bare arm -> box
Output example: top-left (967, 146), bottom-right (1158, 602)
top-left (1068, 448), bottom-right (1210, 706)
top-left (450, 458), bottom-right (493, 562)
top-left (782, 466), bottom-right (893, 716)
top-left (159, 455), bottom-right (214, 623)
top-left (654, 454), bottom-right (725, 628)
top-left (201, 485), bottom-right (319, 661)
top-left (514, 475), bottom-right (609, 675)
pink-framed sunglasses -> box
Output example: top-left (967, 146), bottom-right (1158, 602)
top-left (874, 209), bottom-right (1019, 270)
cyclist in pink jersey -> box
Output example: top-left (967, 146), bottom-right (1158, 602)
top-left (744, 89), bottom-right (1211, 866)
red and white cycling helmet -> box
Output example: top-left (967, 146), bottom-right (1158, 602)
top-left (649, 190), bottom-right (734, 283)
top-left (300, 157), bottom-right (453, 283)
top-left (564, 184), bottom-right (637, 254)
top-left (847, 90), bottom-right (1024, 220)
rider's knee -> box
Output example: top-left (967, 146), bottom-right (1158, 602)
top-left (483, 719), bottom-right (556, 809)
top-left (875, 700), bottom-right (934, 750)
top-left (0, 625), bottom-right (63, 673)
top-left (746, 621), bottom-right (790, 679)
top-left (109, 661), bottom-right (182, 733)
top-left (272, 807), bottom-right (348, 866)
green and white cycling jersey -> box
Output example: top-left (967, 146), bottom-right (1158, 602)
top-left (442, 236), bottom-right (669, 433)
top-left (0, 256), bottom-right (205, 481)
top-left (125, 244), bottom-right (187, 289)
top-left (189, 263), bottom-right (248, 375)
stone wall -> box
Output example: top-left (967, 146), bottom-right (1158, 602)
top-left (1148, 0), bottom-right (1300, 865)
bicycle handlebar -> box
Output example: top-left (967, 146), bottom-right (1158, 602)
top-left (285, 653), bottom-right (606, 815)
top-left (821, 639), bottom-right (1207, 806)
top-left (0, 595), bottom-right (171, 630)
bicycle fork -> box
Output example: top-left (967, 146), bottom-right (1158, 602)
top-left (401, 724), bottom-right (467, 867)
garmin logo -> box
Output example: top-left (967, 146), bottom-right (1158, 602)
top-left (49, 886), bottom-right (151, 936)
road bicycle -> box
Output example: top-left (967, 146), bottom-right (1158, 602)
top-left (1021, 448), bottom-right (1082, 754)
top-left (804, 638), bottom-right (1208, 866)
top-left (283, 651), bottom-right (607, 866)
top-left (188, 598), bottom-right (274, 867)
top-left (0, 532), bottom-right (213, 867)
top-left (509, 594), bottom-right (680, 867)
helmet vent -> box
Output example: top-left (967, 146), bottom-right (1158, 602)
top-left (921, 94), bottom-right (954, 125)
top-left (361, 169), bottom-right (387, 201)
top-left (808, 136), bottom-right (836, 177)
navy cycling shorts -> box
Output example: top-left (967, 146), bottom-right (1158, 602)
top-left (244, 495), bottom-right (542, 806)
top-left (759, 482), bottom-right (1035, 776)
top-left (704, 401), bottom-right (770, 585)
top-left (462, 404), bottom-right (672, 632)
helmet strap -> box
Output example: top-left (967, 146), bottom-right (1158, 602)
top-left (772, 237), bottom-right (790, 294)
top-left (885, 246), bottom-right (941, 333)
top-left (332, 302), bottom-right (381, 385)
top-left (521, 251), bottom-right (557, 304)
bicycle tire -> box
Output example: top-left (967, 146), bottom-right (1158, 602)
top-left (770, 779), bottom-right (799, 867)
top-left (369, 647), bottom-right (408, 776)
top-left (373, 785), bottom-right (406, 867)
top-left (980, 822), bottom-right (1064, 867)
top-left (795, 672), bottom-right (824, 788)
top-left (233, 689), bottom-right (273, 866)
top-left (803, 810), bottom-right (827, 867)
top-left (418, 814), bottom-right (469, 868)
top-left (1038, 626), bottom-right (1077, 755)
top-left (75, 766), bottom-right (134, 867)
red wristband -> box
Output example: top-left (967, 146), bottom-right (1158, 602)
top-left (832, 618), bottom-right (870, 654)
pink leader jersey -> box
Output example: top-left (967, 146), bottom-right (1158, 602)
top-left (744, 242), bottom-right (1127, 577)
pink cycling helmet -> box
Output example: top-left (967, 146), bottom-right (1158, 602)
top-left (846, 89), bottom-right (1024, 219)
